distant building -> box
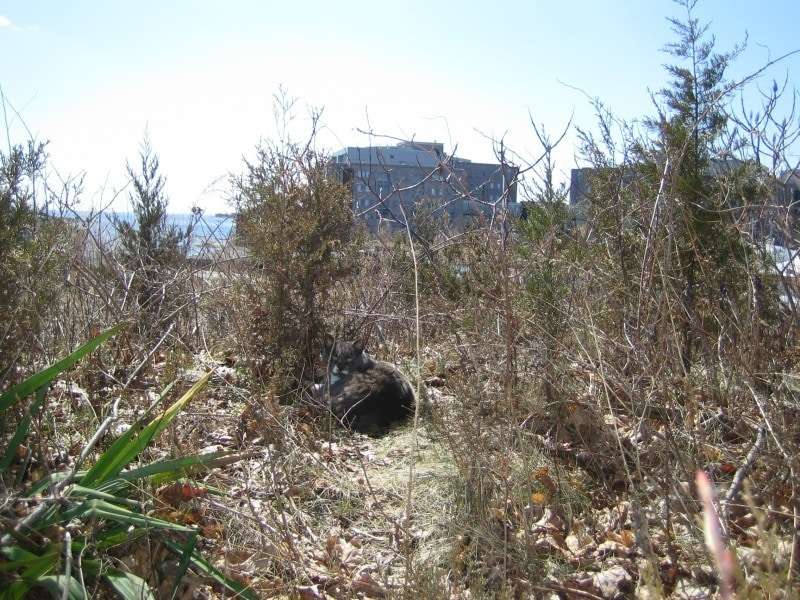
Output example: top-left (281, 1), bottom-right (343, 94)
top-left (568, 167), bottom-right (595, 224)
top-left (569, 162), bottom-right (800, 244)
top-left (778, 169), bottom-right (800, 241)
top-left (332, 141), bottom-right (519, 230)
top-left (568, 166), bottom-right (640, 226)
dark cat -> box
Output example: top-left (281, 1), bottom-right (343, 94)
top-left (315, 338), bottom-right (414, 434)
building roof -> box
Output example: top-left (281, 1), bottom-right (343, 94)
top-left (780, 168), bottom-right (800, 187)
top-left (333, 143), bottom-right (441, 168)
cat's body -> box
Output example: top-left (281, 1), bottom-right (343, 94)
top-left (316, 339), bottom-right (414, 434)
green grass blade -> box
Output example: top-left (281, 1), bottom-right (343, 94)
top-left (79, 381), bottom-right (175, 488)
top-left (31, 575), bottom-right (86, 599)
top-left (0, 545), bottom-right (62, 599)
top-left (0, 545), bottom-right (54, 573)
top-left (0, 324), bottom-right (121, 412)
top-left (0, 386), bottom-right (47, 473)
top-left (164, 539), bottom-right (259, 600)
top-left (72, 499), bottom-right (195, 533)
top-left (0, 544), bottom-right (62, 598)
top-left (66, 557), bottom-right (154, 598)
top-left (66, 485), bottom-right (142, 508)
top-left (26, 471), bottom-right (77, 496)
top-left (79, 420), bottom-right (146, 486)
top-left (145, 373), bottom-right (212, 440)
top-left (2, 581), bottom-right (34, 600)
top-left (15, 503), bottom-right (62, 537)
top-left (119, 450), bottom-right (240, 483)
top-left (81, 374), bottom-right (211, 488)
top-left (169, 533), bottom-right (198, 600)
top-left (106, 569), bottom-right (156, 600)
top-left (94, 527), bottom-right (148, 550)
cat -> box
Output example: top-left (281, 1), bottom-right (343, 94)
top-left (314, 337), bottom-right (414, 434)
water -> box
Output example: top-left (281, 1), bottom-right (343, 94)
top-left (74, 211), bottom-right (235, 257)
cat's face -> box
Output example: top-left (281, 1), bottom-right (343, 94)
top-left (321, 338), bottom-right (371, 375)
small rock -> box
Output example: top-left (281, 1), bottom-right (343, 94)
top-left (113, 421), bottom-right (132, 436)
top-left (566, 532), bottom-right (595, 555)
top-left (214, 366), bottom-right (238, 384)
top-left (671, 578), bottom-right (716, 599)
top-left (177, 368), bottom-right (205, 383)
top-left (53, 380), bottom-right (90, 404)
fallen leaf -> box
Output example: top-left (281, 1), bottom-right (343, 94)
top-left (157, 483), bottom-right (208, 507)
top-left (608, 529), bottom-right (635, 548)
top-left (531, 492), bottom-right (548, 506)
top-left (351, 572), bottom-right (387, 598)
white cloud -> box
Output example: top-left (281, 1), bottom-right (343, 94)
top-left (0, 16), bottom-right (38, 32)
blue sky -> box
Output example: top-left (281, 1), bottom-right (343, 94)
top-left (1, 1), bottom-right (798, 212)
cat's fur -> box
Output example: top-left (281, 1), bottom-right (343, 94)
top-left (315, 338), bottom-right (414, 434)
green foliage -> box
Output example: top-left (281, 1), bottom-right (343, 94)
top-left (517, 200), bottom-right (574, 319)
top-left (0, 328), bottom-right (253, 599)
top-left (572, 0), bottom-right (780, 377)
top-left (516, 196), bottom-right (577, 404)
top-left (0, 141), bottom-right (70, 381)
top-left (113, 137), bottom-right (194, 341)
top-left (645, 0), bottom-right (754, 368)
top-left (233, 142), bottom-right (362, 388)
top-left (115, 137), bottom-right (191, 269)
top-left (0, 325), bottom-right (121, 413)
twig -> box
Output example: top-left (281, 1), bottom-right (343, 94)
top-left (533, 584), bottom-right (604, 600)
top-left (399, 202), bottom-right (422, 519)
top-left (61, 530), bottom-right (72, 600)
top-left (63, 397), bottom-right (121, 490)
top-left (747, 384), bottom-right (800, 581)
top-left (399, 202), bottom-right (422, 590)
top-left (124, 322), bottom-right (175, 388)
top-left (721, 424), bottom-right (766, 523)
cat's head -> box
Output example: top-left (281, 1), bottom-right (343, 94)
top-left (321, 335), bottom-right (371, 374)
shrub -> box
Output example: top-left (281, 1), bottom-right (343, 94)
top-left (0, 141), bottom-right (70, 382)
top-left (232, 128), bottom-right (362, 391)
top-left (113, 137), bottom-right (195, 345)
